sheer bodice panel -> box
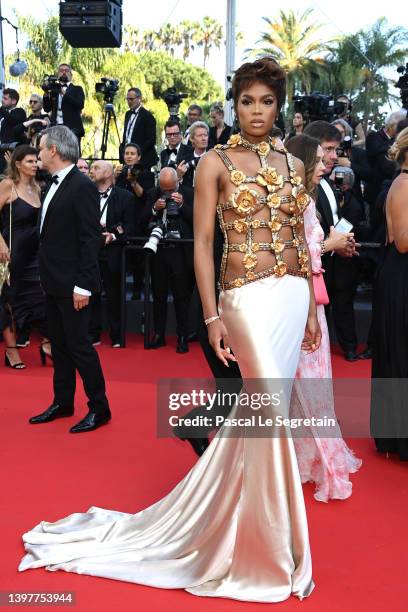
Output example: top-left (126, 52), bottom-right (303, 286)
top-left (215, 136), bottom-right (311, 290)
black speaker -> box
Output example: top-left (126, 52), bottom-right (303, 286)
top-left (59, 1), bottom-right (123, 48)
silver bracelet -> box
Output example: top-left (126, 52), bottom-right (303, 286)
top-left (204, 315), bottom-right (220, 326)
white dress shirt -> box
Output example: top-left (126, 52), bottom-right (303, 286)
top-left (56, 82), bottom-right (70, 125)
top-left (99, 187), bottom-right (112, 228)
top-left (40, 164), bottom-right (91, 297)
top-left (125, 108), bottom-right (139, 143)
top-left (321, 178), bottom-right (339, 226)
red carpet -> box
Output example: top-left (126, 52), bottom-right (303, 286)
top-left (1, 335), bottom-right (407, 612)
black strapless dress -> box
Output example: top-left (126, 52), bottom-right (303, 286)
top-left (1, 197), bottom-right (46, 335)
top-left (371, 242), bottom-right (408, 460)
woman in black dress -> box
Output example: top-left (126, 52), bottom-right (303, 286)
top-left (0, 145), bottom-right (49, 368)
top-left (371, 127), bottom-right (408, 460)
top-left (208, 103), bottom-right (231, 149)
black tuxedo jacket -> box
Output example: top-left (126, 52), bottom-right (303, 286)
top-left (160, 143), bottom-right (190, 168)
top-left (121, 106), bottom-right (158, 168)
top-left (101, 186), bottom-right (135, 273)
top-left (43, 84), bottom-right (85, 137)
top-left (365, 128), bottom-right (396, 204)
top-left (0, 106), bottom-right (27, 143)
top-left (39, 167), bottom-right (103, 296)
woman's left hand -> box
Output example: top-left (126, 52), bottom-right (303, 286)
top-left (301, 314), bottom-right (321, 353)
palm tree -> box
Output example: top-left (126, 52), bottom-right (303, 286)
top-left (157, 24), bottom-right (180, 56)
top-left (319, 18), bottom-right (408, 129)
top-left (194, 17), bottom-right (223, 68)
top-left (248, 9), bottom-right (330, 101)
top-left (179, 20), bottom-right (199, 60)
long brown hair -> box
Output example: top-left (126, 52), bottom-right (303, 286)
top-left (285, 134), bottom-right (320, 195)
top-left (6, 145), bottom-right (38, 183)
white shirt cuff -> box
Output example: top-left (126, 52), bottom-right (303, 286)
top-left (74, 286), bottom-right (92, 296)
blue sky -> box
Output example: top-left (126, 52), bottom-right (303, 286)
top-left (2, 0), bottom-right (407, 94)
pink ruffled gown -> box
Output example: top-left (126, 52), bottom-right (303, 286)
top-left (291, 198), bottom-right (362, 502)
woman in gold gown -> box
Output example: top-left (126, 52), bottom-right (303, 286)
top-left (19, 58), bottom-right (321, 603)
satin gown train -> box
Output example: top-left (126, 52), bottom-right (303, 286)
top-left (19, 274), bottom-right (313, 603)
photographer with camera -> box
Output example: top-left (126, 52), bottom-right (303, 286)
top-left (14, 94), bottom-right (50, 146)
top-left (0, 88), bottom-right (27, 172)
top-left (332, 118), bottom-right (371, 204)
top-left (365, 110), bottom-right (407, 215)
top-left (336, 94), bottom-right (365, 147)
top-left (160, 120), bottom-right (190, 169)
top-left (115, 142), bottom-right (155, 300)
top-left (120, 88), bottom-right (157, 169)
top-left (304, 120), bottom-right (362, 361)
top-left (177, 121), bottom-right (209, 188)
top-left (140, 167), bottom-right (194, 353)
top-left (88, 160), bottom-right (135, 347)
top-left (42, 63), bottom-right (85, 148)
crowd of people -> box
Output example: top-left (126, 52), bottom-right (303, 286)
top-left (0, 53), bottom-right (404, 605)
top-left (2, 61), bottom-right (406, 363)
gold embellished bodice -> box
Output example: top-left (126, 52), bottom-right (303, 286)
top-left (214, 134), bottom-right (311, 290)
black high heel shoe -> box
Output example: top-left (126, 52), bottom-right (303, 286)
top-left (4, 346), bottom-right (26, 369)
top-left (39, 342), bottom-right (53, 366)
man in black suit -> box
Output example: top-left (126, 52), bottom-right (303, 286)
top-left (29, 126), bottom-right (111, 433)
top-left (177, 121), bottom-right (209, 188)
top-left (365, 110), bottom-right (405, 229)
top-left (0, 88), bottom-right (27, 172)
top-left (304, 120), bottom-right (361, 361)
top-left (43, 63), bottom-right (85, 148)
top-left (140, 167), bottom-right (194, 353)
top-left (120, 87), bottom-right (158, 169)
top-left (160, 119), bottom-right (190, 169)
top-left (89, 160), bottom-right (135, 347)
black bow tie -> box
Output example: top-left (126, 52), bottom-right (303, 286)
top-left (51, 175), bottom-right (59, 185)
top-left (167, 148), bottom-right (178, 155)
top-left (99, 189), bottom-right (111, 199)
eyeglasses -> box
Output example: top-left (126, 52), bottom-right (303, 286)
top-left (29, 100), bottom-right (39, 104)
top-left (126, 96), bottom-right (139, 101)
top-left (166, 132), bottom-right (181, 138)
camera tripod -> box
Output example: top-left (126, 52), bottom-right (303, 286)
top-left (100, 101), bottom-right (121, 160)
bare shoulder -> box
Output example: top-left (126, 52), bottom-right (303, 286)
top-left (291, 154), bottom-right (305, 174)
top-left (198, 149), bottom-right (224, 171)
top-left (0, 178), bottom-right (14, 207)
top-left (389, 173), bottom-right (408, 201)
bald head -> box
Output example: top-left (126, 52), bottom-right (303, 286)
top-left (159, 167), bottom-right (178, 191)
top-left (90, 159), bottom-right (114, 188)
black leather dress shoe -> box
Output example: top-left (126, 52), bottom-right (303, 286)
top-left (70, 411), bottom-right (111, 433)
top-left (174, 427), bottom-right (209, 457)
top-left (29, 404), bottom-right (74, 424)
top-left (358, 347), bottom-right (373, 360)
top-left (344, 351), bottom-right (359, 362)
top-left (176, 336), bottom-right (189, 354)
top-left (148, 334), bottom-right (166, 349)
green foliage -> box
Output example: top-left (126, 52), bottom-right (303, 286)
top-left (7, 15), bottom-right (223, 159)
top-left (247, 10), bottom-right (331, 101)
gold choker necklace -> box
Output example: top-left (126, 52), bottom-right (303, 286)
top-left (226, 134), bottom-right (276, 157)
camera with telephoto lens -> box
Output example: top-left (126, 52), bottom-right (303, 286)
top-left (95, 77), bottom-right (119, 104)
top-left (41, 74), bottom-right (68, 94)
top-left (336, 135), bottom-right (353, 158)
top-left (143, 222), bottom-right (164, 254)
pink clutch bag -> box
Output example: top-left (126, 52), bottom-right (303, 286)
top-left (312, 272), bottom-right (329, 305)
